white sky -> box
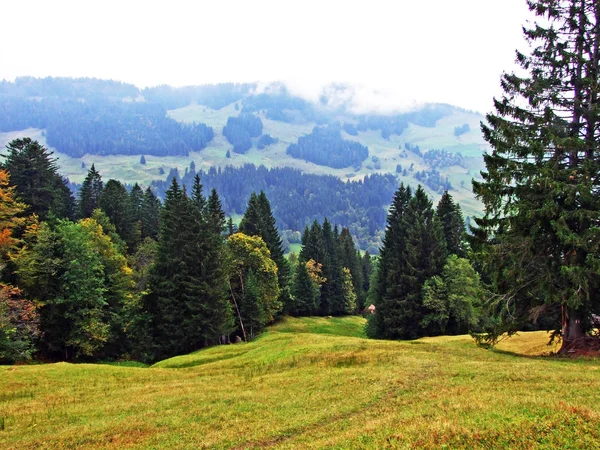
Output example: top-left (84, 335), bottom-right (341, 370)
top-left (0, 0), bottom-right (532, 114)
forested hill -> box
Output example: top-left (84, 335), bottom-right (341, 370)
top-left (0, 77), bottom-right (488, 249)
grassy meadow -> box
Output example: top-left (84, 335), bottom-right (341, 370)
top-left (1, 316), bottom-right (599, 449)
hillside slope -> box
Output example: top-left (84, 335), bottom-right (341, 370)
top-left (1, 317), bottom-right (598, 449)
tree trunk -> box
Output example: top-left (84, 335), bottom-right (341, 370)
top-left (559, 306), bottom-right (586, 353)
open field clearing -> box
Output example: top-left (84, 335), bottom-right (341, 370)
top-left (1, 317), bottom-right (598, 449)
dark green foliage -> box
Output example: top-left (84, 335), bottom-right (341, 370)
top-left (239, 271), bottom-right (265, 339)
top-left (286, 124), bottom-right (369, 169)
top-left (78, 164), bottom-right (103, 219)
top-left (222, 113), bottom-right (263, 154)
top-left (472, 0), bottom-right (600, 349)
top-left (338, 228), bottom-right (365, 309)
top-left (0, 78), bottom-right (214, 157)
top-left (99, 179), bottom-right (137, 251)
top-left (140, 187), bottom-right (161, 240)
top-left (368, 185), bottom-right (447, 339)
top-left (290, 261), bottom-right (319, 316)
top-left (257, 134), bottom-right (278, 149)
top-left (145, 179), bottom-right (231, 360)
top-left (1, 138), bottom-right (75, 220)
top-left (298, 219), bottom-right (362, 316)
top-left (423, 149), bottom-right (465, 169)
top-left (436, 191), bottom-right (466, 257)
top-left (421, 255), bottom-right (484, 335)
top-left (151, 165), bottom-right (397, 253)
top-left (13, 218), bottom-right (135, 360)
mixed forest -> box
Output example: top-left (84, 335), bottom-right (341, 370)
top-left (1, 0), bottom-right (600, 366)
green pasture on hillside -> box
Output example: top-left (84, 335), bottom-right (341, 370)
top-left (1, 316), bottom-right (598, 449)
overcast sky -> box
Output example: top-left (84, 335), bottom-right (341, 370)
top-left (1, 0), bottom-right (533, 113)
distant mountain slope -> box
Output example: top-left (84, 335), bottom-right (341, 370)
top-left (0, 76), bottom-right (488, 225)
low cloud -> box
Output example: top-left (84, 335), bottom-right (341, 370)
top-left (281, 80), bottom-right (425, 116)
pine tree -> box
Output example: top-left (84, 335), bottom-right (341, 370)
top-left (436, 191), bottom-right (466, 257)
top-left (99, 179), bottom-right (137, 251)
top-left (368, 184), bottom-right (412, 338)
top-left (290, 260), bottom-right (319, 316)
top-left (140, 187), bottom-right (161, 240)
top-left (78, 164), bottom-right (103, 219)
top-left (2, 138), bottom-right (75, 220)
top-left (368, 185), bottom-right (446, 339)
top-left (394, 186), bottom-right (447, 338)
top-left (338, 227), bottom-right (364, 309)
top-left (472, 0), bottom-right (600, 351)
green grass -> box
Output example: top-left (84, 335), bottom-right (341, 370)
top-left (1, 317), bottom-right (598, 449)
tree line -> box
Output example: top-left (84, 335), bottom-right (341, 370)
top-left (0, 138), bottom-right (368, 363)
top-left (151, 164), bottom-right (397, 253)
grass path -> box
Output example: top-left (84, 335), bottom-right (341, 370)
top-left (1, 317), bottom-right (599, 449)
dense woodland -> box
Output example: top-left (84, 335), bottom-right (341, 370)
top-left (0, 138), bottom-right (372, 363)
top-left (0, 79), bottom-right (214, 157)
top-left (286, 124), bottom-right (370, 168)
top-left (151, 164), bottom-right (396, 253)
top-left (222, 113), bottom-right (264, 154)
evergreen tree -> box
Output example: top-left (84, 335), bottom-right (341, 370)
top-left (368, 184), bottom-right (412, 338)
top-left (78, 164), bottom-right (103, 219)
top-left (393, 186), bottom-right (447, 338)
top-left (290, 260), bottom-right (319, 316)
top-left (321, 220), bottom-right (345, 315)
top-left (129, 183), bottom-right (144, 245)
top-left (472, 0), bottom-right (600, 351)
top-left (436, 191), bottom-right (466, 257)
top-left (99, 179), bottom-right (137, 251)
top-left (2, 138), bottom-right (75, 220)
top-left (368, 185), bottom-right (446, 339)
top-left (239, 191), bottom-right (290, 309)
top-left (338, 227), bottom-right (365, 309)
top-left (140, 187), bottom-right (160, 240)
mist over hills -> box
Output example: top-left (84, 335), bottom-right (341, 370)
top-left (0, 76), bottom-right (488, 251)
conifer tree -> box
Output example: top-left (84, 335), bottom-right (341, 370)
top-left (290, 260), bottom-right (319, 316)
top-left (368, 184), bottom-right (412, 338)
top-left (99, 179), bottom-right (137, 251)
top-left (78, 164), bottom-right (103, 219)
top-left (436, 191), bottom-right (466, 257)
top-left (472, 0), bottom-right (600, 350)
top-left (239, 191), bottom-right (290, 303)
top-left (338, 227), bottom-right (365, 309)
top-left (2, 138), bottom-right (75, 220)
top-left (368, 185), bottom-right (446, 339)
top-left (140, 187), bottom-right (160, 240)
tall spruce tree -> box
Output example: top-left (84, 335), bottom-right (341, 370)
top-left (472, 0), bottom-right (600, 351)
top-left (368, 184), bottom-right (412, 338)
top-left (436, 191), bottom-right (466, 257)
top-left (99, 179), bottom-right (137, 251)
top-left (78, 164), bottom-right (103, 219)
top-left (140, 187), bottom-right (160, 240)
top-left (368, 185), bottom-right (446, 339)
top-left (2, 138), bottom-right (75, 220)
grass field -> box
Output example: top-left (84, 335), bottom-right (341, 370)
top-left (1, 317), bottom-right (598, 449)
